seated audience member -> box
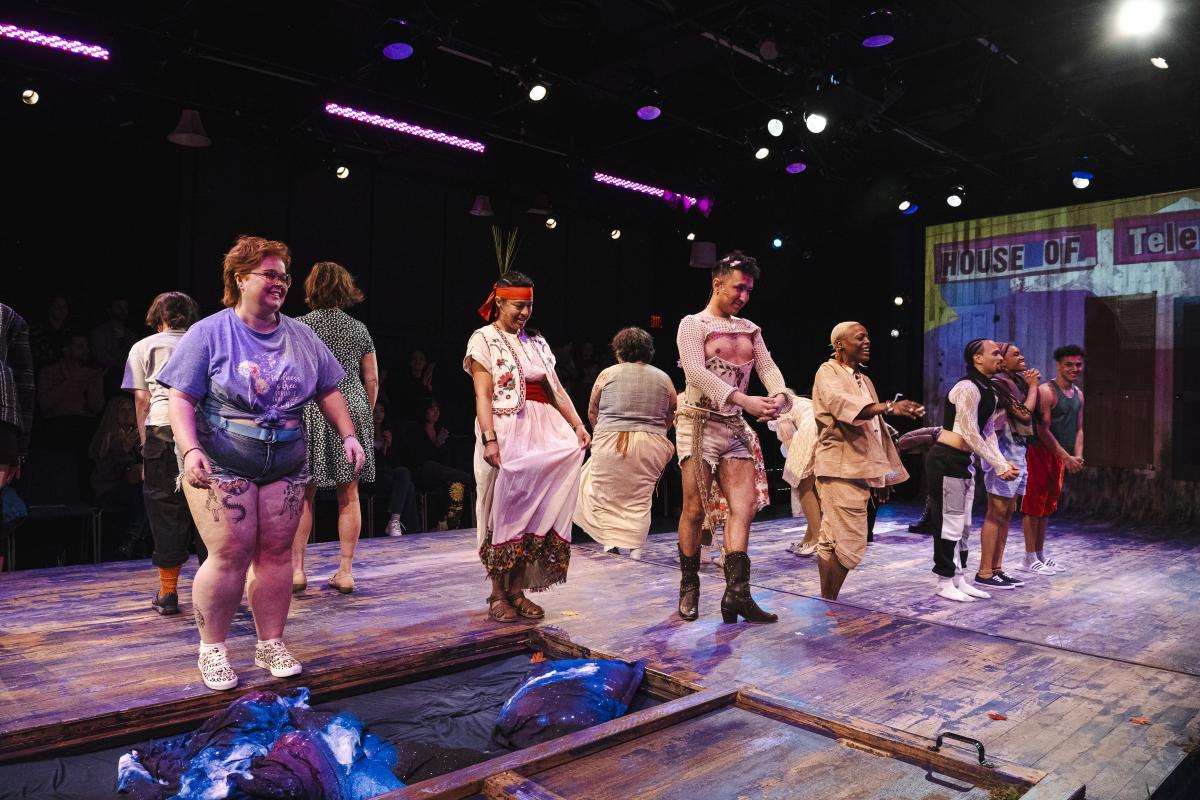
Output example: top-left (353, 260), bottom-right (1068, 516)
top-left (89, 395), bottom-right (148, 558)
top-left (373, 402), bottom-right (419, 536)
top-left (403, 397), bottom-right (472, 530)
top-left (29, 295), bottom-right (72, 368)
top-left (37, 332), bottom-right (104, 481)
top-left (91, 298), bottom-right (137, 396)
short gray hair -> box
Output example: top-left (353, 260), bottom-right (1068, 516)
top-left (830, 321), bottom-right (863, 351)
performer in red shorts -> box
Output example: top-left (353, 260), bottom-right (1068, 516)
top-left (1019, 345), bottom-right (1084, 576)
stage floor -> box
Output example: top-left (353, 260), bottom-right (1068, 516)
top-left (1, 505), bottom-right (1197, 799)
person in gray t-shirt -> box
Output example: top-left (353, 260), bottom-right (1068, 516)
top-left (123, 291), bottom-right (204, 617)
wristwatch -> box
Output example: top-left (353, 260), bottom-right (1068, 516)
top-left (885, 400), bottom-right (895, 415)
top-left (481, 431), bottom-right (498, 446)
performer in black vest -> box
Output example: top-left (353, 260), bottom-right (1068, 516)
top-left (925, 339), bottom-right (1018, 603)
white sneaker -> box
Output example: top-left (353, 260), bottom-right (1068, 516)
top-left (1042, 558), bottom-right (1066, 573)
top-left (954, 575), bottom-right (991, 599)
top-left (198, 645), bottom-right (238, 691)
top-left (385, 517), bottom-right (404, 537)
top-left (1016, 560), bottom-right (1056, 576)
top-left (629, 548), bottom-right (643, 561)
top-left (254, 640), bottom-right (302, 678)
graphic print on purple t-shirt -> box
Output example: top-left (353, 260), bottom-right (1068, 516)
top-left (157, 308), bottom-right (345, 425)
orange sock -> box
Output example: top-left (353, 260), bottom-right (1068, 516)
top-left (159, 565), bottom-right (181, 596)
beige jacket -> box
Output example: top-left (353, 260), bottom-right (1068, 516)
top-left (811, 360), bottom-right (908, 485)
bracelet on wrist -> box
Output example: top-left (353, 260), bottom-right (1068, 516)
top-left (182, 446), bottom-right (203, 461)
top-left (342, 432), bottom-right (358, 442)
top-left (885, 401), bottom-right (894, 415)
top-left (481, 431), bottom-right (498, 446)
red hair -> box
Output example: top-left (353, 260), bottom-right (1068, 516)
top-left (221, 235), bottom-right (291, 307)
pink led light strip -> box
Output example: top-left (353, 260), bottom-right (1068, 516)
top-left (593, 171), bottom-right (697, 206)
top-left (0, 23), bottom-right (110, 60)
top-left (324, 102), bottom-right (485, 153)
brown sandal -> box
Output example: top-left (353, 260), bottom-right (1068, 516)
top-left (487, 593), bottom-right (519, 623)
top-left (507, 591), bottom-right (545, 619)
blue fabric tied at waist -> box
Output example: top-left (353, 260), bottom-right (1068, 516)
top-left (206, 413), bottom-right (303, 443)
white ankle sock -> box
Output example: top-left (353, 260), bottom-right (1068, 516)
top-left (199, 642), bottom-right (226, 655)
top-left (954, 574), bottom-right (990, 598)
top-left (257, 638), bottom-right (282, 648)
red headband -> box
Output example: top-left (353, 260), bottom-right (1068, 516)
top-left (478, 285), bottom-right (533, 321)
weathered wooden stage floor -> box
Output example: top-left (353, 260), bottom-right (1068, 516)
top-left (1, 507), bottom-right (1197, 798)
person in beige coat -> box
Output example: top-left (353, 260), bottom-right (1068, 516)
top-left (812, 322), bottom-right (924, 600)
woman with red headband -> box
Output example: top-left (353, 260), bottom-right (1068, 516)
top-left (465, 270), bottom-right (589, 623)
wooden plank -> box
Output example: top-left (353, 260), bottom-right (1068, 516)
top-left (375, 686), bottom-right (740, 800)
top-left (0, 627), bottom-right (532, 764)
top-left (482, 772), bottom-right (568, 800)
top-left (734, 687), bottom-right (1044, 790)
top-left (1020, 774), bottom-right (1087, 800)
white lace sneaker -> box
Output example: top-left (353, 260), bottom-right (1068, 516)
top-left (254, 640), bottom-right (302, 678)
top-left (198, 645), bottom-right (238, 691)
top-left (385, 517), bottom-right (405, 537)
top-left (1016, 560), bottom-right (1056, 576)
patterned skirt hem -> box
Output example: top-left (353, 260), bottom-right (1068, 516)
top-left (478, 530), bottom-right (571, 592)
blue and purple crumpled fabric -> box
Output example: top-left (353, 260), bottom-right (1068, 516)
top-left (493, 659), bottom-right (645, 749)
top-left (116, 688), bottom-right (402, 799)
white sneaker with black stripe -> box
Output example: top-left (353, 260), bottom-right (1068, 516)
top-left (1015, 560), bottom-right (1056, 576)
top-left (1042, 557), bottom-right (1067, 573)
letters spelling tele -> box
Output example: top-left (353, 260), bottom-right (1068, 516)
top-left (1125, 220), bottom-right (1199, 256)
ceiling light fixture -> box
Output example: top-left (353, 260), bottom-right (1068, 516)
top-left (771, 237), bottom-right (783, 249)
top-left (1116, 0), bottom-right (1165, 36)
top-left (0, 22), bottom-right (110, 60)
top-left (1150, 56), bottom-right (1169, 69)
top-left (767, 117), bottom-right (784, 137)
top-left (893, 296), bottom-right (905, 306)
top-left (635, 88), bottom-right (662, 121)
top-left (382, 42), bottom-right (414, 60)
top-left (335, 164), bottom-right (350, 179)
top-left (686, 232), bottom-right (696, 241)
top-left (592, 171), bottom-right (698, 207)
top-left (804, 111), bottom-right (828, 134)
top-left (861, 9), bottom-right (896, 48)
top-left (754, 146), bottom-right (770, 160)
top-left (167, 109), bottom-right (211, 148)
top-left (21, 88), bottom-right (38, 105)
top-left (324, 102), bottom-right (485, 153)
top-left (946, 184), bottom-right (965, 208)
top-left (545, 217), bottom-right (558, 230)
top-left (610, 229), bottom-right (621, 240)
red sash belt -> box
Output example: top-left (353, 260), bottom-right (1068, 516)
top-left (525, 382), bottom-right (550, 403)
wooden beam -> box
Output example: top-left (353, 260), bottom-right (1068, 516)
top-left (377, 685), bottom-right (739, 800)
top-left (531, 629), bottom-right (706, 699)
top-left (482, 771), bottom-right (569, 800)
top-left (735, 687), bottom-right (1046, 790)
top-left (0, 628), bottom-right (532, 764)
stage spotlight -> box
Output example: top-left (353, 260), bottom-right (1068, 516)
top-left (610, 228), bottom-right (621, 240)
top-left (862, 9), bottom-right (896, 48)
top-left (784, 146), bottom-right (807, 174)
top-left (946, 185), bottom-right (965, 208)
top-left (1150, 56), bottom-right (1169, 69)
top-left (1071, 170), bottom-right (1094, 189)
top-left (890, 328), bottom-right (901, 339)
top-left (636, 88), bottom-right (662, 120)
top-left (382, 42), bottom-right (414, 60)
top-left (767, 117), bottom-right (784, 137)
top-left (899, 199), bottom-right (919, 216)
top-left (335, 164), bottom-right (350, 180)
top-left (686, 232), bottom-right (696, 241)
top-left (804, 111), bottom-right (828, 133)
top-left (527, 81), bottom-right (548, 102)
top-left (893, 296), bottom-right (904, 306)
top-left (545, 217), bottom-right (558, 229)
top-left (754, 146), bottom-right (770, 160)
top-left (771, 237), bottom-right (783, 249)
top-left (1116, 0), bottom-right (1164, 36)
top-left (21, 88), bottom-right (38, 105)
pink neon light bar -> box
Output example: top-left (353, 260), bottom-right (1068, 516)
top-left (0, 23), bottom-right (110, 60)
top-left (324, 102), bottom-right (485, 153)
top-left (593, 171), bottom-right (697, 207)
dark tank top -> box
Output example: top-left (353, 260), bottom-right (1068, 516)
top-left (1049, 381), bottom-right (1080, 453)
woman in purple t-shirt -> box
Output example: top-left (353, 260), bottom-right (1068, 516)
top-left (160, 235), bottom-right (365, 691)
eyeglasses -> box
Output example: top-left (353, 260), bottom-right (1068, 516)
top-left (249, 270), bottom-right (292, 286)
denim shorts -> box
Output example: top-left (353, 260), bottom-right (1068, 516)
top-left (177, 418), bottom-right (308, 486)
top-left (983, 427), bottom-right (1027, 499)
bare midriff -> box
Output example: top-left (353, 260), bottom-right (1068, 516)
top-left (936, 428), bottom-right (971, 452)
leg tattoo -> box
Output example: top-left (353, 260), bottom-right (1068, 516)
top-left (280, 479), bottom-right (304, 519)
top-left (194, 603), bottom-right (206, 631)
top-left (216, 479), bottom-right (250, 524)
top-left (204, 485), bottom-right (222, 522)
